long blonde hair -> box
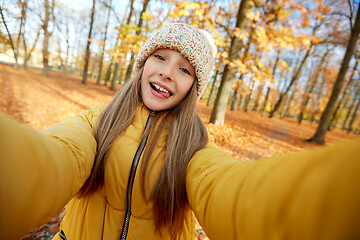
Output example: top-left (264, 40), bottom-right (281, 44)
top-left (78, 67), bottom-right (208, 237)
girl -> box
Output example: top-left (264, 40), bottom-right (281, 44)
top-left (0, 23), bottom-right (359, 240)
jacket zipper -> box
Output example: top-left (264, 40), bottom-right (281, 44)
top-left (119, 111), bottom-right (154, 240)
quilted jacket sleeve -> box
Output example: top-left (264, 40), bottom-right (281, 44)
top-left (0, 105), bottom-right (104, 239)
top-left (186, 138), bottom-right (360, 240)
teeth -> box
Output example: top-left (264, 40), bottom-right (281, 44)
top-left (153, 83), bottom-right (169, 93)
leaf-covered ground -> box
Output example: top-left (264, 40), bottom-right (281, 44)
top-left (0, 63), bottom-right (356, 239)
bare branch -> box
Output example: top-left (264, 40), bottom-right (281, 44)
top-left (0, 6), bottom-right (18, 62)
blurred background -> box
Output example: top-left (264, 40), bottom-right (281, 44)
top-left (1, 0), bottom-right (360, 239)
top-left (1, 0), bottom-right (359, 143)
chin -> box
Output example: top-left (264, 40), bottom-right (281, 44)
top-left (143, 100), bottom-right (167, 111)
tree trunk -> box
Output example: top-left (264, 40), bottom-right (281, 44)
top-left (252, 84), bottom-right (264, 111)
top-left (342, 102), bottom-right (353, 130)
top-left (298, 84), bottom-right (311, 124)
top-left (230, 90), bottom-right (242, 111)
top-left (244, 79), bottom-right (255, 112)
top-left (261, 86), bottom-right (271, 116)
top-left (308, 6), bottom-right (360, 144)
top-left (42, 0), bottom-right (50, 77)
top-left (126, 0), bottom-right (135, 24)
top-left (24, 28), bottom-right (41, 69)
top-left (327, 56), bottom-right (359, 129)
top-left (63, 6), bottom-right (70, 74)
top-left (282, 83), bottom-right (297, 118)
top-left (104, 62), bottom-right (113, 86)
top-left (0, 7), bottom-right (19, 68)
top-left (298, 49), bottom-right (330, 124)
top-left (261, 53), bottom-right (280, 115)
top-left (110, 60), bottom-right (120, 91)
top-left (343, 86), bottom-right (360, 130)
top-left (269, 47), bottom-right (311, 118)
top-left (97, 0), bottom-right (112, 85)
top-left (89, 54), bottom-right (98, 77)
top-left (124, 0), bottom-right (150, 82)
top-left (210, 0), bottom-right (251, 125)
top-left (347, 98), bottom-right (360, 133)
top-left (82, 0), bottom-right (96, 84)
top-left (15, 2), bottom-right (26, 70)
top-left (207, 70), bottom-right (219, 106)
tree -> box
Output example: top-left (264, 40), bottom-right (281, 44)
top-left (308, 5), bottom-right (360, 144)
top-left (123, 0), bottom-right (151, 82)
top-left (82, 0), bottom-right (96, 84)
top-left (210, 0), bottom-right (251, 125)
top-left (96, 0), bottom-right (112, 85)
top-left (261, 54), bottom-right (280, 115)
top-left (327, 55), bottom-right (359, 129)
top-left (347, 96), bottom-right (360, 133)
top-left (342, 84), bottom-right (360, 131)
top-left (206, 69), bottom-right (219, 107)
top-left (108, 0), bottom-right (134, 88)
top-left (268, 22), bottom-right (320, 118)
top-left (0, 2), bottom-right (26, 69)
top-left (42, 0), bottom-right (50, 77)
top-left (298, 48), bottom-right (330, 124)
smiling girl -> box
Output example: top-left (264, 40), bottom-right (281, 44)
top-left (0, 23), bottom-right (359, 240)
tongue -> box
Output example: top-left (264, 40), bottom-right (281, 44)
top-left (157, 89), bottom-right (170, 98)
top-left (153, 85), bottom-right (170, 98)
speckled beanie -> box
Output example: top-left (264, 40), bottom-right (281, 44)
top-left (134, 23), bottom-right (217, 97)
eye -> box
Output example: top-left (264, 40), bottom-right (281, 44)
top-left (180, 68), bottom-right (191, 75)
top-left (154, 54), bottom-right (165, 61)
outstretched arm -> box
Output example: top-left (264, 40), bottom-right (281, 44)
top-left (0, 105), bottom-right (103, 239)
top-left (187, 138), bottom-right (360, 240)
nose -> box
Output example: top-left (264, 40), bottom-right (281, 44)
top-left (159, 63), bottom-right (175, 81)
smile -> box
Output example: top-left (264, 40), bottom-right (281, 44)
top-left (150, 82), bottom-right (173, 98)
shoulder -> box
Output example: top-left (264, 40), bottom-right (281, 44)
top-left (76, 104), bottom-right (107, 128)
top-left (187, 137), bottom-right (238, 176)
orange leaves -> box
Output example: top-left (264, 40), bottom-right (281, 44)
top-left (255, 26), bottom-right (273, 50)
top-left (228, 59), bottom-right (247, 74)
top-left (168, 1), bottom-right (205, 22)
top-left (245, 10), bottom-right (261, 22)
top-left (233, 27), bottom-right (249, 41)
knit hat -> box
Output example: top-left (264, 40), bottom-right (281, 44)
top-left (134, 23), bottom-right (217, 97)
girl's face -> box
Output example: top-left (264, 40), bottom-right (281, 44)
top-left (141, 49), bottom-right (195, 111)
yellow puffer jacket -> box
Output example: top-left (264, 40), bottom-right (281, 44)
top-left (0, 105), bottom-right (359, 240)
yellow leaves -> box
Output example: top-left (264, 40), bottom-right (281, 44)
top-left (254, 26), bottom-right (269, 49)
top-left (233, 27), bottom-right (249, 41)
top-left (277, 10), bottom-right (289, 20)
top-left (220, 51), bottom-right (228, 59)
top-left (250, 65), bottom-right (258, 74)
top-left (142, 10), bottom-right (153, 22)
top-left (182, 1), bottom-right (200, 10)
top-left (245, 72), bottom-right (253, 79)
top-left (301, 38), bottom-right (311, 48)
top-left (170, 1), bottom-right (202, 19)
top-left (246, 10), bottom-right (261, 22)
top-left (255, 58), bottom-right (265, 70)
top-left (229, 59), bottom-right (247, 74)
top-left (278, 59), bottom-right (289, 71)
top-left (194, 9), bottom-right (203, 20)
top-left (180, 9), bottom-right (190, 16)
top-left (310, 35), bottom-right (322, 44)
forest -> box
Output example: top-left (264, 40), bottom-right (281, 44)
top-left (1, 0), bottom-right (360, 144)
top-left (0, 0), bottom-right (360, 238)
